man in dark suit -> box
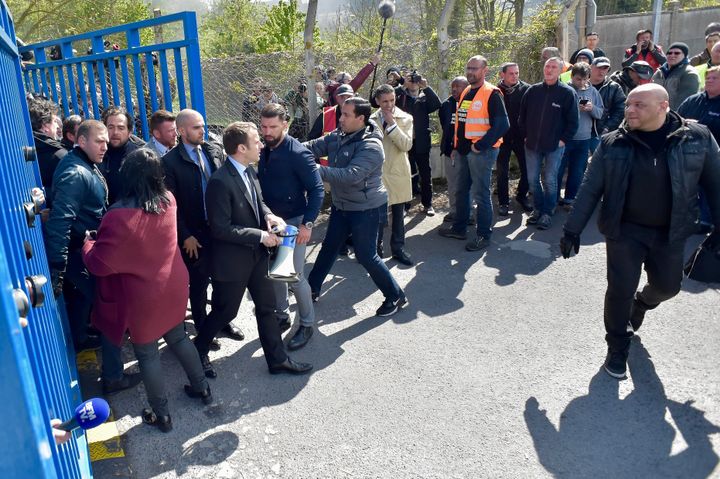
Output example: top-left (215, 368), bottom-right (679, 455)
top-left (195, 121), bottom-right (313, 377)
top-left (162, 109), bottom-right (244, 347)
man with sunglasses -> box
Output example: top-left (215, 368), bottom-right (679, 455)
top-left (651, 42), bottom-right (700, 110)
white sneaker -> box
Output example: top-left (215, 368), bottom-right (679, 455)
top-left (425, 206), bottom-right (435, 217)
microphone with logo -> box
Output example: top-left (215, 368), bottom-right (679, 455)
top-left (56, 398), bottom-right (111, 432)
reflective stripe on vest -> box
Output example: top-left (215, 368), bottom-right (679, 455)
top-left (453, 82), bottom-right (503, 148)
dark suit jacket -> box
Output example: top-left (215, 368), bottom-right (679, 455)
top-left (204, 161), bottom-right (273, 283)
top-left (162, 141), bottom-right (224, 257)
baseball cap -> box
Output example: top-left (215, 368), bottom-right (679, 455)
top-left (627, 61), bottom-right (654, 80)
top-left (335, 84), bottom-right (355, 97)
top-left (592, 57), bottom-right (611, 68)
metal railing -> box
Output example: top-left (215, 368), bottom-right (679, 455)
top-left (19, 12), bottom-right (206, 141)
top-left (1, 0), bottom-right (91, 477)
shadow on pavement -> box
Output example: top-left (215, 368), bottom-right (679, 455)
top-left (524, 337), bottom-right (720, 478)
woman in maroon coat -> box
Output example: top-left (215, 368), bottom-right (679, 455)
top-left (82, 149), bottom-right (211, 432)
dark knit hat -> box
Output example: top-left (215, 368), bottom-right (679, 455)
top-left (575, 48), bottom-right (594, 64)
top-left (668, 42), bottom-right (689, 57)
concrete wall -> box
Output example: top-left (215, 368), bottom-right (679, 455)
top-left (570, 5), bottom-right (720, 71)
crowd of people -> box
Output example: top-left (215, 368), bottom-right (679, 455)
top-left (31, 22), bottom-right (720, 435)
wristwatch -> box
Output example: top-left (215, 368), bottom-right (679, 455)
top-left (304, 221), bottom-right (314, 229)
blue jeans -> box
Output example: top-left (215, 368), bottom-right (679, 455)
top-left (525, 146), bottom-right (564, 216)
top-left (273, 215), bottom-right (315, 327)
top-left (308, 206), bottom-right (402, 301)
top-left (453, 149), bottom-right (498, 238)
top-left (557, 139), bottom-right (591, 202)
top-left (588, 136), bottom-right (600, 155)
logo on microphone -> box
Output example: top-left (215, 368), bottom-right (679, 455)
top-left (79, 402), bottom-right (97, 422)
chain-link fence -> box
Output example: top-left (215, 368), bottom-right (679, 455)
top-left (202, 24), bottom-right (556, 141)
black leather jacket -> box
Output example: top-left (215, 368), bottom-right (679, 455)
top-left (564, 112), bottom-right (720, 242)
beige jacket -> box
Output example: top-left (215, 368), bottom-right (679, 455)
top-left (371, 107), bottom-right (414, 205)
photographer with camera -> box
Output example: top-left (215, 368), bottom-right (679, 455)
top-left (622, 29), bottom-right (667, 72)
top-left (395, 69), bottom-right (441, 216)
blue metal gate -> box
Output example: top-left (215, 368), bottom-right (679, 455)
top-left (0, 0), bottom-right (90, 477)
top-left (1, 7), bottom-right (207, 479)
top-left (19, 12), bottom-right (207, 140)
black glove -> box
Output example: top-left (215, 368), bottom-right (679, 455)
top-left (560, 231), bottom-right (580, 259)
top-left (50, 268), bottom-right (64, 298)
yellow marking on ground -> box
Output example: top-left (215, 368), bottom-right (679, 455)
top-left (75, 350), bottom-right (99, 372)
top-left (76, 349), bottom-right (126, 461)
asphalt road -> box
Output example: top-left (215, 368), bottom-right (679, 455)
top-left (94, 200), bottom-right (720, 479)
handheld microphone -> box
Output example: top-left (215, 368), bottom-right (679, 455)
top-left (57, 398), bottom-right (111, 432)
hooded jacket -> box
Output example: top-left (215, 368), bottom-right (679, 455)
top-left (518, 80), bottom-right (579, 153)
top-left (304, 121), bottom-right (388, 211)
top-left (564, 111), bottom-right (720, 243)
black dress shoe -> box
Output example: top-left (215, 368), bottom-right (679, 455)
top-left (209, 338), bottom-right (221, 351)
top-left (277, 316), bottom-right (292, 332)
top-left (222, 324), bottom-right (245, 341)
top-left (142, 408), bottom-right (172, 433)
top-left (199, 354), bottom-right (217, 379)
top-left (184, 384), bottom-right (213, 405)
top-left (268, 357), bottom-right (313, 375)
top-left (392, 250), bottom-right (414, 266)
top-left (102, 373), bottom-right (142, 395)
top-left (287, 326), bottom-right (313, 351)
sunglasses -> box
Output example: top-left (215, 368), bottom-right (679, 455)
top-left (666, 51), bottom-right (683, 55)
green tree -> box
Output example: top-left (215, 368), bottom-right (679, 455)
top-left (8, 0), bottom-right (151, 42)
top-left (256, 0), bottom-right (306, 53)
top-left (200, 0), bottom-right (263, 57)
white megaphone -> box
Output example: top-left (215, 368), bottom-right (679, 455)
top-left (268, 225), bottom-right (299, 283)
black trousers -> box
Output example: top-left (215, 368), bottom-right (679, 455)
top-left (496, 137), bottom-right (529, 206)
top-left (187, 261), bottom-right (211, 331)
top-left (194, 250), bottom-right (286, 366)
top-left (409, 147), bottom-right (432, 207)
top-left (604, 223), bottom-right (684, 349)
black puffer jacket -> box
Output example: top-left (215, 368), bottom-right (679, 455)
top-left (564, 111), bottom-right (720, 242)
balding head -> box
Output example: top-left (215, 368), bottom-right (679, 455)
top-left (450, 76), bottom-right (469, 100)
top-left (175, 109), bottom-right (203, 128)
top-left (711, 41), bottom-right (720, 64)
top-left (629, 83), bottom-right (669, 102)
top-left (625, 84), bottom-right (669, 131)
top-left (175, 109), bottom-right (205, 146)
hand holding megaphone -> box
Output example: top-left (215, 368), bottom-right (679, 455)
top-left (56, 398), bottom-right (111, 432)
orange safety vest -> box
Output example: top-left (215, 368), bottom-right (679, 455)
top-left (319, 106), bottom-right (337, 166)
top-left (454, 83), bottom-right (503, 149)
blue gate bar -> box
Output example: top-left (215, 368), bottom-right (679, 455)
top-left (20, 12), bottom-right (208, 138)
